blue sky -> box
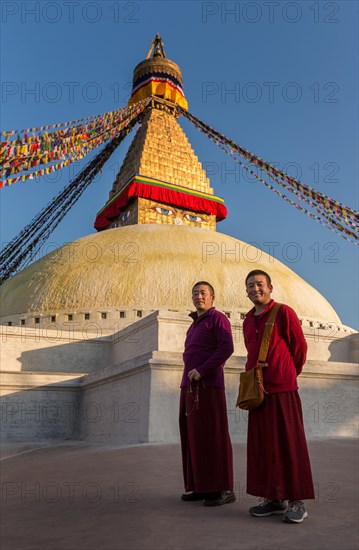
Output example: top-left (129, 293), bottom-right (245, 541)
top-left (1, 0), bottom-right (358, 329)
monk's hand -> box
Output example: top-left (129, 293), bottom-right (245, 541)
top-left (188, 369), bottom-right (201, 382)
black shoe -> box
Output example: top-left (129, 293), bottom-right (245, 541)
top-left (203, 490), bottom-right (236, 507)
top-left (181, 492), bottom-right (206, 501)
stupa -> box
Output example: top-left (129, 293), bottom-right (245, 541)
top-left (1, 36), bottom-right (357, 445)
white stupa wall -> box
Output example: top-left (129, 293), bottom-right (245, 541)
top-left (1, 311), bottom-right (357, 444)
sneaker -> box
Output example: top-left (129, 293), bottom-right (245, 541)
top-left (283, 500), bottom-right (308, 523)
top-left (203, 490), bottom-right (236, 506)
top-left (249, 498), bottom-right (287, 517)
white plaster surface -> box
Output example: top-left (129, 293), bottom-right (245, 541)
top-left (1, 311), bottom-right (358, 444)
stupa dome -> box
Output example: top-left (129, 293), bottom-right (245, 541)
top-left (0, 224), bottom-right (340, 324)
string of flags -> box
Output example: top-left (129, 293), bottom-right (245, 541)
top-left (0, 104), bottom-right (147, 283)
top-left (180, 107), bottom-right (358, 245)
top-left (0, 105), bottom-right (130, 139)
top-left (0, 99), bottom-right (151, 187)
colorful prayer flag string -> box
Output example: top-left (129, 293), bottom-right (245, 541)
top-left (1, 105), bottom-right (130, 138)
top-left (179, 107), bottom-right (358, 245)
top-left (0, 99), bottom-right (151, 188)
top-left (180, 108), bottom-right (358, 227)
top-left (0, 104), bottom-right (147, 282)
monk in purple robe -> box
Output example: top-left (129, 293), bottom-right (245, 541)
top-left (179, 281), bottom-right (235, 506)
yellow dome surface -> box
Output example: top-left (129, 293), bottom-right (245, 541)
top-left (1, 225), bottom-right (340, 323)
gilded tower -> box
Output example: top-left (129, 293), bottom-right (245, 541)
top-left (94, 35), bottom-right (227, 233)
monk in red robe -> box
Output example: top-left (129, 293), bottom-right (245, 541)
top-left (179, 281), bottom-right (235, 506)
top-left (243, 269), bottom-right (315, 523)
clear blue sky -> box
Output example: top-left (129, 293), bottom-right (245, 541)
top-left (1, 0), bottom-right (358, 329)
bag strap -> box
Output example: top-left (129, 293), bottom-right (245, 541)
top-left (257, 303), bottom-right (281, 367)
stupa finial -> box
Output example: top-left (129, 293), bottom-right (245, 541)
top-left (146, 34), bottom-right (166, 59)
top-left (128, 35), bottom-right (188, 111)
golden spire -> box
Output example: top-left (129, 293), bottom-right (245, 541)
top-left (94, 37), bottom-right (227, 233)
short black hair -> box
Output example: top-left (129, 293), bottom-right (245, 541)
top-left (192, 281), bottom-right (215, 296)
top-left (245, 270), bottom-right (271, 286)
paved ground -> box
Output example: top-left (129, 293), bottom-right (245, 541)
top-left (0, 439), bottom-right (358, 550)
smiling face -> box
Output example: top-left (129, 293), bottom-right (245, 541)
top-left (246, 274), bottom-right (273, 307)
top-left (192, 284), bottom-right (214, 315)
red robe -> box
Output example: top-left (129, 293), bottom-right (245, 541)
top-left (179, 387), bottom-right (233, 493)
top-left (243, 300), bottom-right (315, 500)
top-left (243, 299), bottom-right (307, 392)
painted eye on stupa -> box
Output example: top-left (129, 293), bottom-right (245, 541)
top-left (184, 214), bottom-right (204, 223)
top-left (154, 207), bottom-right (174, 216)
top-left (120, 211), bottom-right (131, 221)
